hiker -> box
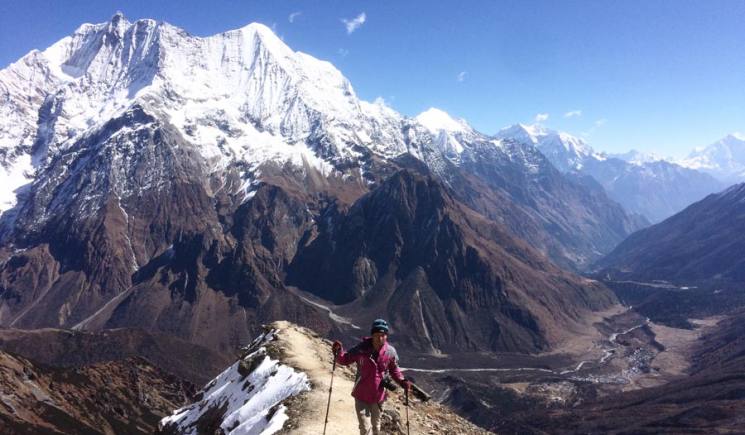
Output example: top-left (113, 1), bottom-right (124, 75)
top-left (332, 318), bottom-right (411, 435)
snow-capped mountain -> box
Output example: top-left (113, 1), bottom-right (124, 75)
top-left (609, 149), bottom-right (665, 165)
top-left (678, 133), bottom-right (745, 183)
top-left (0, 13), bottom-right (412, 219)
top-left (0, 14), bottom-right (637, 356)
top-left (496, 123), bottom-right (604, 172)
top-left (500, 124), bottom-right (725, 223)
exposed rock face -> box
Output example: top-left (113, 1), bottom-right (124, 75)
top-left (289, 170), bottom-right (617, 353)
top-left (436, 139), bottom-right (646, 270)
top-left (594, 183), bottom-right (745, 284)
top-left (0, 349), bottom-right (194, 434)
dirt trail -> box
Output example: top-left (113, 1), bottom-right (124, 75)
top-left (270, 321), bottom-right (491, 434)
top-left (273, 320), bottom-right (359, 435)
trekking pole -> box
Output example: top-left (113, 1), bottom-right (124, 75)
top-left (322, 349), bottom-right (338, 435)
top-left (405, 384), bottom-right (410, 435)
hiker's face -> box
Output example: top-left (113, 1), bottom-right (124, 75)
top-left (372, 332), bottom-right (387, 349)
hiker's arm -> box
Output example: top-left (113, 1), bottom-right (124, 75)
top-left (335, 343), bottom-right (362, 366)
top-left (388, 356), bottom-right (406, 384)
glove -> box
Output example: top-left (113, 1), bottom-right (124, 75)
top-left (402, 379), bottom-right (412, 392)
top-left (332, 340), bottom-right (342, 355)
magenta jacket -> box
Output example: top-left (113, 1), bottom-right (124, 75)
top-left (335, 337), bottom-right (406, 404)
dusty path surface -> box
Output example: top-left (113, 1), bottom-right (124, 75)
top-left (269, 321), bottom-right (491, 434)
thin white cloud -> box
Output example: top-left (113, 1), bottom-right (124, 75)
top-left (564, 110), bottom-right (582, 118)
top-left (342, 12), bottom-right (366, 34)
top-left (535, 113), bottom-right (549, 123)
top-left (457, 71), bottom-right (467, 82)
top-left (582, 118), bottom-right (608, 138)
top-left (288, 11), bottom-right (302, 23)
top-left (337, 48), bottom-right (349, 57)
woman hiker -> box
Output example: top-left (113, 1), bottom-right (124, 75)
top-left (332, 318), bottom-right (411, 435)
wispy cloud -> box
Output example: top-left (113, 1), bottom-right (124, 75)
top-left (582, 118), bottom-right (608, 138)
top-left (337, 48), bottom-right (349, 57)
top-left (564, 110), bottom-right (582, 118)
top-left (342, 12), bottom-right (366, 34)
top-left (535, 113), bottom-right (549, 123)
top-left (288, 11), bottom-right (302, 23)
top-left (457, 71), bottom-right (467, 82)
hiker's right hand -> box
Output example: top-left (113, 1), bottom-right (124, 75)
top-left (332, 340), bottom-right (342, 355)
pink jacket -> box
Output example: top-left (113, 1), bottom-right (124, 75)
top-left (335, 337), bottom-right (405, 404)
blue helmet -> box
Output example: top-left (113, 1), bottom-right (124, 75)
top-left (370, 318), bottom-right (389, 334)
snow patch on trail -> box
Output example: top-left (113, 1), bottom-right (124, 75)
top-left (159, 329), bottom-right (310, 434)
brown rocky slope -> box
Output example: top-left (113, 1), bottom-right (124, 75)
top-left (0, 349), bottom-right (194, 434)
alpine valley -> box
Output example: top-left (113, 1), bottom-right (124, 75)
top-left (1, 14), bottom-right (745, 434)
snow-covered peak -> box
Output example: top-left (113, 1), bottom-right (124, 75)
top-left (226, 22), bottom-right (291, 57)
top-left (685, 133), bottom-right (745, 162)
top-left (415, 108), bottom-right (472, 135)
top-left (497, 124), bottom-right (598, 171)
top-left (496, 123), bottom-right (542, 145)
top-left (0, 14), bottom-right (390, 172)
top-left (609, 149), bottom-right (665, 166)
top-left (677, 133), bottom-right (745, 182)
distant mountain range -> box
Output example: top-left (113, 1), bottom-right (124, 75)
top-left (497, 124), bottom-right (727, 223)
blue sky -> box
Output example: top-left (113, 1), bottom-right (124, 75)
top-left (1, 0), bottom-right (743, 158)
